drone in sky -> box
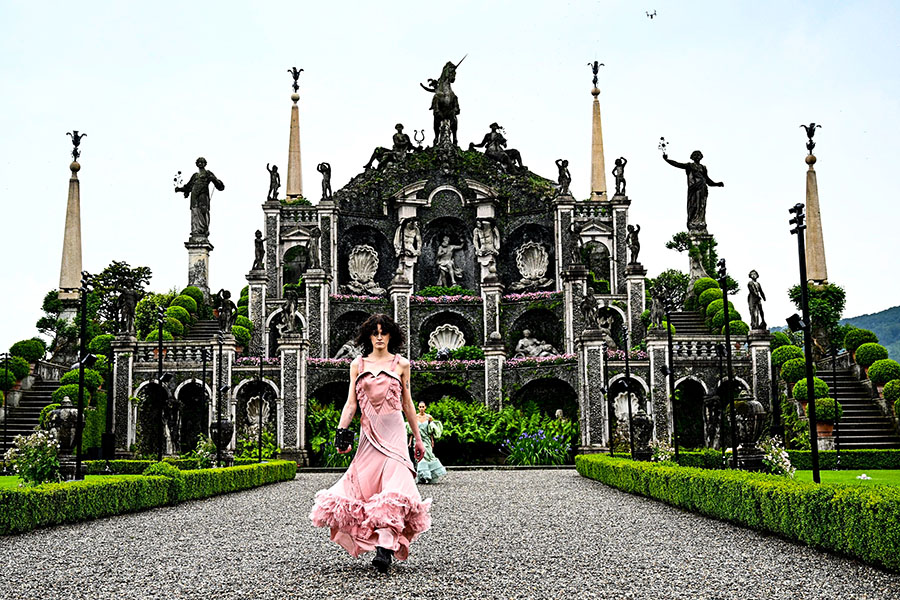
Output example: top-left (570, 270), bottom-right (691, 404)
top-left (646, 10), bottom-right (657, 19)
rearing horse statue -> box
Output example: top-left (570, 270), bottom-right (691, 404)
top-left (421, 57), bottom-right (465, 146)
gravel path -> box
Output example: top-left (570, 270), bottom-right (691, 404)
top-left (2, 470), bottom-right (898, 599)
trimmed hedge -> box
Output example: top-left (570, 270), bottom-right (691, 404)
top-left (844, 328), bottom-right (878, 356)
top-left (232, 325), bottom-right (251, 347)
top-left (180, 286), bottom-right (205, 308)
top-left (868, 359), bottom-right (900, 386)
top-left (814, 397), bottom-right (842, 422)
top-left (781, 358), bottom-right (815, 384)
top-left (51, 384), bottom-right (91, 406)
top-left (145, 329), bottom-right (174, 343)
top-left (5, 356), bottom-right (30, 381)
top-left (698, 287), bottom-right (723, 308)
top-left (235, 315), bottom-right (254, 332)
top-left (711, 307), bottom-right (741, 330)
top-left (723, 320), bottom-right (749, 336)
top-left (787, 449), bottom-right (900, 470)
top-left (0, 460), bottom-right (297, 535)
top-left (884, 380), bottom-right (900, 403)
top-left (60, 368), bottom-right (103, 394)
top-left (576, 454), bottom-right (900, 572)
top-left (166, 305), bottom-right (192, 326)
top-left (9, 339), bottom-right (46, 362)
top-left (856, 343), bottom-right (889, 368)
top-left (693, 277), bottom-right (719, 296)
top-left (705, 298), bottom-right (725, 320)
top-left (792, 376), bottom-right (830, 401)
top-left (82, 457), bottom-right (261, 475)
top-left (770, 331), bottom-right (793, 349)
top-left (88, 334), bottom-right (115, 357)
top-left (236, 305), bottom-right (248, 318)
top-left (772, 345), bottom-right (804, 369)
top-left (171, 294), bottom-right (198, 314)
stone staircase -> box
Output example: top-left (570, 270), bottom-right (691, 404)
top-left (667, 311), bottom-right (710, 336)
top-left (1, 380), bottom-right (59, 449)
top-left (817, 367), bottom-right (900, 449)
top-left (183, 320), bottom-right (222, 342)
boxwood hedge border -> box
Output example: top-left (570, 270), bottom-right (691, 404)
top-left (1, 460), bottom-right (297, 535)
top-left (576, 454), bottom-right (900, 572)
top-left (669, 449), bottom-right (900, 471)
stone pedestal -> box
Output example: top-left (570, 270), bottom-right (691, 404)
top-left (647, 335), bottom-right (669, 441)
top-left (317, 201), bottom-right (337, 287)
top-left (577, 329), bottom-right (608, 451)
top-left (263, 200), bottom-right (281, 299)
top-left (610, 198), bottom-right (631, 294)
top-left (749, 331), bottom-right (774, 412)
top-left (111, 336), bottom-right (136, 451)
top-left (390, 278), bottom-right (413, 346)
top-left (185, 240), bottom-right (214, 302)
top-left (278, 333), bottom-right (309, 465)
top-left (563, 264), bottom-right (590, 354)
top-left (625, 263), bottom-right (647, 349)
top-left (484, 336), bottom-right (506, 411)
top-left (304, 269), bottom-right (329, 358)
top-left (246, 269), bottom-right (268, 355)
top-left (481, 282), bottom-right (503, 343)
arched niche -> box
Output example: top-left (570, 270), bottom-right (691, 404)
top-left (674, 378), bottom-right (706, 449)
top-left (509, 378), bottom-right (578, 420)
top-left (234, 378), bottom-right (279, 442)
top-left (608, 375), bottom-right (650, 449)
top-left (419, 310), bottom-right (478, 359)
top-left (418, 216), bottom-right (475, 291)
top-left (266, 309), bottom-right (306, 358)
top-left (582, 241), bottom-right (612, 293)
top-left (503, 223), bottom-right (555, 291)
top-left (509, 308), bottom-right (564, 357)
top-left (282, 245), bottom-right (309, 288)
top-left (134, 382), bottom-right (166, 457)
top-left (337, 225), bottom-right (394, 295)
top-left (176, 381), bottom-right (209, 450)
top-left (330, 310), bottom-right (373, 357)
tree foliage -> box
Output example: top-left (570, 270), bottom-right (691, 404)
top-left (89, 261), bottom-right (152, 332)
top-left (648, 269), bottom-right (689, 309)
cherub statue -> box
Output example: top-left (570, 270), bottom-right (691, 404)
top-left (626, 224), bottom-right (641, 264)
top-left (317, 162), bottom-right (332, 199)
top-left (252, 230), bottom-right (265, 271)
top-left (612, 157), bottom-right (627, 196)
top-left (266, 164), bottom-right (280, 201)
top-left (555, 159), bottom-right (571, 196)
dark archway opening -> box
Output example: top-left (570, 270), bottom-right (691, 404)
top-left (674, 379), bottom-right (706, 449)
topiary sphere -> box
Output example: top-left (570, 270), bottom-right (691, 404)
top-left (237, 295), bottom-right (249, 308)
top-left (698, 287), bottom-right (723, 308)
top-left (693, 277), bottom-right (719, 296)
top-left (869, 359), bottom-right (900, 386)
top-left (723, 320), bottom-right (749, 336)
top-left (792, 376), bottom-right (830, 401)
top-left (180, 286), bottom-right (205, 307)
top-left (813, 397), bottom-right (843, 422)
top-left (170, 294), bottom-right (198, 314)
top-left (166, 305), bottom-right (192, 326)
top-left (60, 368), bottom-right (103, 394)
top-left (240, 285), bottom-right (249, 298)
top-left (772, 344), bottom-right (804, 368)
top-left (9, 338), bottom-right (46, 362)
top-left (5, 355), bottom-right (30, 381)
top-left (711, 307), bottom-right (741, 330)
top-left (640, 309), bottom-right (651, 327)
top-left (0, 370), bottom-right (17, 392)
top-left (163, 316), bottom-right (184, 337)
top-left (145, 329), bottom-right (175, 342)
top-left (237, 305), bottom-right (249, 318)
top-left (770, 331), bottom-right (793, 349)
top-left (882, 379), bottom-right (900, 403)
top-left (855, 343), bottom-right (889, 368)
top-left (781, 357), bottom-right (815, 384)
top-left (706, 299), bottom-right (725, 319)
top-left (235, 315), bottom-right (254, 332)
top-left (52, 383), bottom-right (91, 406)
top-left (231, 325), bottom-right (251, 347)
top-left (844, 328), bottom-right (878, 356)
top-left (88, 333), bottom-right (115, 357)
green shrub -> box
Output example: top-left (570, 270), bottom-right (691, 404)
top-left (0, 371), bottom-right (16, 393)
top-left (772, 345), bottom-right (804, 369)
top-left (770, 331), bottom-right (793, 349)
top-left (237, 305), bottom-right (248, 318)
top-left (180, 286), bottom-right (205, 307)
top-left (134, 293), bottom-right (173, 339)
top-left (237, 295), bottom-right (249, 307)
top-left (419, 345), bottom-right (486, 361)
top-left (813, 397), bottom-right (842, 422)
top-left (170, 294), bottom-right (198, 314)
top-left (705, 298), bottom-right (725, 319)
top-left (240, 285), bottom-right (249, 297)
top-left (844, 328), bottom-right (878, 356)
top-left (9, 339), bottom-right (46, 362)
top-left (503, 430), bottom-right (570, 465)
top-left (787, 449), bottom-right (900, 470)
top-left (417, 285), bottom-right (479, 298)
top-left (792, 376), bottom-right (830, 401)
top-left (648, 321), bottom-right (676, 336)
top-left (5, 356), bottom-right (30, 381)
top-left (235, 315), bottom-right (254, 332)
top-left (93, 354), bottom-right (110, 377)
top-left (306, 401), bottom-right (356, 467)
top-left (869, 359), bottom-right (900, 386)
top-left (60, 368), bottom-right (103, 394)
top-left (142, 461), bottom-right (185, 499)
top-left (82, 400), bottom-right (106, 450)
top-left (855, 343), bottom-right (889, 368)
top-left (575, 454), bottom-right (900, 572)
top-left (5, 429), bottom-right (61, 486)
top-left (723, 320), bottom-right (749, 336)
top-left (144, 329), bottom-right (174, 342)
top-left (883, 380), bottom-right (900, 403)
top-left (88, 334), bottom-right (115, 357)
top-left (39, 403), bottom-right (60, 429)
top-left (235, 430), bottom-right (279, 459)
top-left (51, 383), bottom-right (91, 406)
top-left (692, 277), bottom-right (719, 296)
top-left (895, 398), bottom-right (900, 419)
top-left (163, 316), bottom-right (184, 337)
top-left (166, 305), bottom-right (191, 326)
top-left (711, 307), bottom-right (741, 330)
top-left (698, 287), bottom-right (723, 308)
top-left (231, 325), bottom-right (251, 347)
top-left (781, 358), bottom-right (814, 384)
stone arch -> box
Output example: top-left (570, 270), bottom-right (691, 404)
top-left (330, 310), bottom-right (373, 357)
top-left (308, 381), bottom-right (351, 408)
top-left (608, 374), bottom-right (651, 442)
top-left (509, 308), bottom-right (564, 357)
top-left (338, 225), bottom-right (394, 294)
top-left (509, 378), bottom-right (578, 420)
top-left (582, 241), bottom-right (612, 292)
top-left (134, 380), bottom-right (166, 457)
top-left (234, 377), bottom-right (280, 441)
top-left (266, 308), bottom-right (307, 358)
top-left (419, 216), bottom-right (474, 291)
top-left (419, 310), bottom-right (478, 359)
top-left (503, 223), bottom-right (555, 291)
top-left (282, 245), bottom-right (309, 288)
top-left (175, 380), bottom-right (211, 450)
top-left (674, 378), bottom-right (706, 449)
top-left (417, 383), bottom-right (475, 406)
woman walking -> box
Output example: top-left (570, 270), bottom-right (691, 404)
top-left (309, 314), bottom-right (431, 573)
top-left (407, 401), bottom-right (446, 484)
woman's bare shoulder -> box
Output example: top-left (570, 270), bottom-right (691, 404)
top-left (396, 355), bottom-right (411, 369)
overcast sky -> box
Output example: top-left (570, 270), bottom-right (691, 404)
top-left (1, 0), bottom-right (898, 353)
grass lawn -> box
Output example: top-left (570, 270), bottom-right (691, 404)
top-left (794, 469), bottom-right (900, 486)
top-left (0, 475), bottom-right (127, 489)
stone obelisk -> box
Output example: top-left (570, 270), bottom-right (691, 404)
top-left (59, 134), bottom-right (85, 309)
top-left (286, 67), bottom-right (304, 200)
top-left (804, 153), bottom-right (828, 286)
top-left (589, 69), bottom-right (608, 201)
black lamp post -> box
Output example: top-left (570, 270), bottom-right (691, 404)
top-left (216, 332), bottom-right (225, 468)
top-left (156, 305), bottom-right (167, 462)
top-left (788, 202), bottom-right (821, 483)
top-left (600, 341), bottom-right (614, 457)
top-left (622, 327), bottom-right (635, 459)
top-left (74, 271), bottom-right (93, 480)
top-left (716, 260), bottom-right (738, 469)
top-left (661, 299), bottom-right (679, 460)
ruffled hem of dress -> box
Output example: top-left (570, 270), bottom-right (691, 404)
top-left (309, 489), bottom-right (432, 537)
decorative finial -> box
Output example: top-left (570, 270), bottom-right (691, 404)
top-left (587, 60), bottom-right (604, 88)
top-left (646, 10), bottom-right (657, 19)
top-left (658, 137), bottom-right (668, 155)
top-left (800, 123), bottom-right (821, 155)
top-left (413, 129), bottom-right (425, 149)
top-left (66, 131), bottom-right (86, 161)
top-left (287, 67), bottom-right (304, 94)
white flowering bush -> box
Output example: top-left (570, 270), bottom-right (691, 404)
top-left (4, 430), bottom-right (62, 486)
top-left (760, 435), bottom-right (795, 478)
top-left (650, 438), bottom-right (674, 462)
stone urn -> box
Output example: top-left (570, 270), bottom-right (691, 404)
top-left (631, 409), bottom-right (654, 461)
top-left (731, 395), bottom-right (767, 471)
top-left (49, 396), bottom-right (81, 453)
top-left (209, 419), bottom-right (234, 454)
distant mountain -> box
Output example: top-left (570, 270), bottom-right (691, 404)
top-left (842, 305), bottom-right (900, 360)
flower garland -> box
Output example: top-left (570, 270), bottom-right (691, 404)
top-left (410, 294), bottom-right (482, 304)
top-left (606, 348), bottom-right (649, 361)
top-left (307, 357), bottom-right (353, 367)
top-left (410, 359), bottom-right (485, 370)
top-left (234, 356), bottom-right (281, 366)
top-left (329, 294), bottom-right (388, 303)
top-left (505, 353), bottom-right (577, 368)
top-left (501, 290), bottom-right (563, 302)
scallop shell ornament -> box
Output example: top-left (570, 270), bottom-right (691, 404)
top-left (348, 244), bottom-right (379, 283)
top-left (428, 324), bottom-right (466, 351)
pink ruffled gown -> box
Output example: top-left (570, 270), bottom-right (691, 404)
top-left (309, 354), bottom-right (432, 560)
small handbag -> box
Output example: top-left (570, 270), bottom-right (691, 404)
top-left (334, 427), bottom-right (354, 451)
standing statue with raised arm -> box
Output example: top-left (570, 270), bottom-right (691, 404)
top-left (317, 162), bottom-right (332, 199)
top-left (266, 164), bottom-right (281, 201)
top-left (612, 157), bottom-right (627, 196)
top-left (662, 150), bottom-right (723, 234)
top-left (252, 230), bottom-right (265, 271)
top-left (421, 58), bottom-right (464, 145)
top-left (555, 159), bottom-right (571, 196)
top-left (626, 224), bottom-right (641, 264)
top-left (747, 270), bottom-right (767, 330)
top-left (175, 157), bottom-right (225, 242)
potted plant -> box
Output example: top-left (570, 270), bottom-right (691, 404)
top-left (868, 359), bottom-right (900, 397)
top-left (792, 376), bottom-right (829, 413)
top-left (813, 397), bottom-right (842, 437)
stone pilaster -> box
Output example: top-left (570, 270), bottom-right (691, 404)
top-left (553, 194), bottom-right (576, 280)
top-left (749, 331), bottom-right (773, 412)
top-left (577, 329), bottom-right (608, 450)
top-left (59, 161), bottom-right (83, 303)
top-left (286, 92), bottom-right (303, 199)
top-left (317, 201), bottom-right (337, 290)
top-left (185, 240), bottom-right (214, 302)
top-left (804, 154), bottom-right (828, 285)
top-left (625, 263), bottom-right (647, 349)
top-left (647, 333), bottom-right (669, 440)
top-left (610, 198), bottom-right (631, 294)
top-left (263, 201), bottom-right (281, 298)
top-left (484, 336), bottom-right (505, 410)
top-left (590, 87), bottom-right (607, 201)
top-left (246, 269), bottom-right (267, 355)
top-left (390, 278), bottom-right (413, 346)
top-left (304, 269), bottom-right (328, 357)
top-left (481, 282), bottom-right (503, 342)
top-left (563, 264), bottom-right (590, 354)
top-left (278, 333), bottom-right (308, 465)
top-left (211, 336), bottom-right (236, 448)
top-left (111, 337), bottom-right (136, 451)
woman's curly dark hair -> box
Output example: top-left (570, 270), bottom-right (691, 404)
top-left (354, 313), bottom-right (404, 356)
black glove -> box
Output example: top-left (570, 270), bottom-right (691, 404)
top-left (334, 428), bottom-right (354, 451)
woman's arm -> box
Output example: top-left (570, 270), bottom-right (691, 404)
top-left (399, 358), bottom-right (425, 460)
top-left (337, 358), bottom-right (360, 430)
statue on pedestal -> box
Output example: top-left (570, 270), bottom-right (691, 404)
top-left (747, 270), bottom-right (767, 330)
top-left (579, 288), bottom-right (600, 329)
top-left (648, 289), bottom-right (664, 329)
top-left (514, 329), bottom-right (559, 358)
top-left (266, 164), bottom-right (280, 201)
top-left (364, 125), bottom-right (417, 170)
top-left (555, 159), bottom-right (571, 196)
top-left (175, 157), bottom-right (225, 242)
top-left (252, 230), bottom-right (265, 271)
top-left (421, 58), bottom-right (464, 146)
top-left (394, 218), bottom-right (422, 259)
top-left (214, 289), bottom-right (237, 333)
top-left (662, 151), bottom-right (723, 234)
top-left (473, 219), bottom-right (500, 280)
top-left (626, 224), bottom-right (641, 264)
top-left (469, 123), bottom-right (525, 173)
top-left (435, 236), bottom-right (463, 287)
top-left (117, 288), bottom-right (141, 336)
top-left (317, 162), bottom-right (332, 200)
top-left (282, 289), bottom-right (299, 334)
top-left (612, 157), bottom-right (627, 196)
top-left (308, 226), bottom-right (321, 270)
top-left (597, 311), bottom-right (618, 350)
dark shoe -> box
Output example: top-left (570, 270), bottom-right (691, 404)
top-left (372, 546), bottom-right (393, 573)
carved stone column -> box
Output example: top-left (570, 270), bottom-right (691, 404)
top-left (648, 335), bottom-right (668, 440)
top-left (610, 197), bottom-right (631, 294)
top-left (749, 331), bottom-right (773, 412)
top-left (484, 334), bottom-right (506, 410)
top-left (304, 268), bottom-right (329, 358)
top-left (317, 200), bottom-right (337, 292)
top-left (184, 240), bottom-right (214, 303)
top-left (577, 329), bottom-right (608, 451)
top-left (111, 336), bottom-right (136, 451)
top-left (481, 282), bottom-right (503, 343)
top-left (563, 264), bottom-right (590, 354)
top-left (625, 263), bottom-right (647, 349)
top-left (278, 333), bottom-right (308, 465)
top-left (390, 278), bottom-right (413, 347)
top-left (263, 200), bottom-right (280, 299)
top-left (553, 194), bottom-right (576, 283)
top-left (246, 269), bottom-right (267, 355)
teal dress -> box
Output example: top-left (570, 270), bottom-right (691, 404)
top-left (406, 418), bottom-right (446, 483)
